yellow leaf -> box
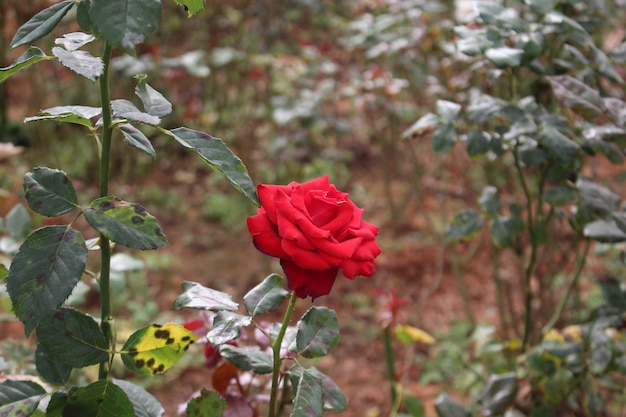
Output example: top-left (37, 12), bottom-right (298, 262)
top-left (121, 323), bottom-right (199, 376)
top-left (394, 324), bottom-right (435, 345)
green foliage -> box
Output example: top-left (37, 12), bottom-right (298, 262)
top-left (174, 281), bottom-right (346, 416)
top-left (410, 0), bottom-right (626, 412)
top-left (0, 0), bottom-right (283, 416)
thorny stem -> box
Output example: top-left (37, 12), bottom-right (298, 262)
top-left (98, 41), bottom-right (114, 380)
top-left (269, 291), bottom-right (298, 417)
top-left (542, 239), bottom-right (591, 334)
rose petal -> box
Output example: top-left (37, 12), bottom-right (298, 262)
top-left (298, 175), bottom-right (330, 193)
top-left (281, 259), bottom-right (338, 299)
top-left (258, 184), bottom-right (290, 223)
top-left (340, 258), bottom-right (376, 279)
top-left (276, 214), bottom-right (316, 250)
top-left (315, 202), bottom-right (354, 234)
top-left (281, 240), bottom-right (333, 270)
top-left (247, 214), bottom-right (289, 258)
top-left (308, 235), bottom-right (363, 259)
top-left (352, 239), bottom-right (382, 261)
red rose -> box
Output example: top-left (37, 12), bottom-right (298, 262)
top-left (247, 175), bottom-right (381, 299)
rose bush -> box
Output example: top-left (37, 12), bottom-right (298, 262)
top-left (247, 175), bottom-right (381, 299)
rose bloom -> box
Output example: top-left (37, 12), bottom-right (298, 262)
top-left (247, 175), bottom-right (381, 299)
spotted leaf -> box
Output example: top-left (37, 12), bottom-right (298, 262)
top-left (36, 307), bottom-right (109, 368)
top-left (7, 226), bottom-right (87, 336)
top-left (83, 196), bottom-right (167, 250)
top-left (295, 307), bottom-right (339, 359)
top-left (121, 323), bottom-right (199, 376)
top-left (63, 380), bottom-right (134, 417)
top-left (23, 167), bottom-right (79, 217)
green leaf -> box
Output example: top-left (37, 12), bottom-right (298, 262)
top-left (478, 186), bottom-right (501, 215)
top-left (5, 204), bottom-right (31, 240)
top-left (206, 311), bottom-right (252, 345)
top-left (583, 219), bottom-right (626, 243)
top-left (525, 0), bottom-right (554, 14)
top-left (243, 273), bottom-right (289, 316)
top-left (174, 0), bottom-right (206, 17)
top-left (89, 0), bottom-right (162, 54)
top-left (296, 307), bottom-right (339, 358)
top-left (63, 380), bottom-right (134, 417)
top-left (548, 75), bottom-right (604, 120)
top-left (185, 389), bottom-right (226, 417)
top-left (0, 380), bottom-right (45, 405)
top-left (305, 367), bottom-right (347, 412)
top-left (23, 168), bottom-right (79, 217)
top-left (83, 196), bottom-right (167, 250)
top-left (402, 113), bottom-right (439, 140)
top-left (35, 343), bottom-right (73, 386)
top-left (135, 78), bottom-right (172, 118)
top-left (165, 127), bottom-right (259, 206)
top-left (173, 281), bottom-right (239, 311)
top-left (9, 0), bottom-right (75, 48)
top-left (432, 124), bottom-right (457, 155)
top-left (113, 379), bottom-right (165, 417)
top-left (466, 130), bottom-right (491, 158)
top-left (46, 392), bottom-right (69, 417)
top-left (112, 99), bottom-right (161, 126)
top-left (599, 277), bottom-right (626, 311)
top-left (539, 126), bottom-right (581, 168)
top-left (36, 307), bottom-right (109, 368)
top-left (446, 209), bottom-right (483, 243)
top-left (219, 344), bottom-right (273, 374)
top-left (490, 216), bottom-right (524, 248)
top-left (582, 125), bottom-right (626, 142)
top-left (24, 105), bottom-right (102, 128)
top-left (577, 179), bottom-right (621, 215)
top-left (584, 140), bottom-right (625, 164)
top-left (288, 366), bottom-right (324, 417)
top-left (0, 47), bottom-right (53, 84)
top-left (121, 323), bottom-right (199, 376)
top-left (76, 1), bottom-right (95, 33)
top-left (476, 373), bottom-right (517, 416)
top-left (118, 124), bottom-right (156, 157)
top-left (7, 226), bottom-right (87, 336)
top-left (589, 329), bottom-right (612, 374)
top-left (434, 393), bottom-right (471, 417)
top-left (52, 47), bottom-right (104, 82)
top-left (436, 100), bottom-right (462, 124)
top-left (544, 186), bottom-right (577, 206)
top-left (467, 94), bottom-right (506, 124)
top-left (486, 47), bottom-right (524, 68)
top-left (404, 395), bottom-right (426, 417)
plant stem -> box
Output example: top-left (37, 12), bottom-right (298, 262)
top-left (98, 42), bottom-right (114, 380)
top-left (542, 239), bottom-right (591, 334)
top-left (513, 148), bottom-right (537, 351)
top-left (268, 291), bottom-right (298, 417)
top-left (383, 326), bottom-right (398, 408)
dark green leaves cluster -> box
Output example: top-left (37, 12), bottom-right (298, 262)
top-left (174, 275), bottom-right (346, 415)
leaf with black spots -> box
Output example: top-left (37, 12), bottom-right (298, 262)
top-left (7, 226), bottom-right (87, 336)
top-left (23, 168), bottom-right (79, 217)
top-left (121, 323), bottom-right (198, 377)
top-left (36, 307), bottom-right (108, 368)
top-left (83, 196), bottom-right (167, 250)
top-left (295, 307), bottom-right (339, 358)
